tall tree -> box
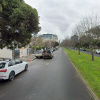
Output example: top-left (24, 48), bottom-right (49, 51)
top-left (0, 0), bottom-right (40, 48)
top-left (79, 15), bottom-right (100, 61)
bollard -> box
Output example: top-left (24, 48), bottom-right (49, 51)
top-left (30, 58), bottom-right (31, 62)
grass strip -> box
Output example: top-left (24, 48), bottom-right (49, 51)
top-left (63, 47), bottom-right (100, 98)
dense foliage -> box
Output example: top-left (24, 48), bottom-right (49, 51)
top-left (0, 0), bottom-right (40, 48)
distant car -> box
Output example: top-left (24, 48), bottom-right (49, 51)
top-left (80, 48), bottom-right (83, 50)
top-left (55, 47), bottom-right (59, 50)
top-left (42, 50), bottom-right (54, 59)
top-left (96, 49), bottom-right (100, 54)
top-left (0, 59), bottom-right (28, 81)
top-left (35, 50), bottom-right (43, 58)
top-left (82, 49), bottom-right (86, 51)
top-left (80, 48), bottom-right (86, 51)
top-left (53, 48), bottom-right (56, 51)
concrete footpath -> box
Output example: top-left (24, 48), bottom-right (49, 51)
top-left (19, 54), bottom-right (36, 64)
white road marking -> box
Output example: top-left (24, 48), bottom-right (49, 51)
top-left (45, 63), bottom-right (49, 66)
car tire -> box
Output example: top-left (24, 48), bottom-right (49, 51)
top-left (9, 71), bottom-right (15, 81)
top-left (50, 56), bottom-right (53, 59)
top-left (43, 57), bottom-right (45, 59)
top-left (25, 64), bottom-right (28, 71)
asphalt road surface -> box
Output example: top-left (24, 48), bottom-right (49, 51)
top-left (73, 49), bottom-right (100, 57)
top-left (0, 48), bottom-right (94, 100)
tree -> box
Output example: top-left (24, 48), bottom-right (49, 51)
top-left (30, 36), bottom-right (44, 48)
top-left (77, 15), bottom-right (100, 61)
top-left (54, 41), bottom-right (59, 47)
top-left (44, 41), bottom-right (50, 48)
top-left (0, 0), bottom-right (40, 48)
top-left (61, 38), bottom-right (73, 48)
top-left (73, 23), bottom-right (88, 55)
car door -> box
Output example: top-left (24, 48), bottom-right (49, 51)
top-left (19, 60), bottom-right (25, 71)
top-left (8, 60), bottom-right (19, 75)
top-left (15, 59), bottom-right (24, 73)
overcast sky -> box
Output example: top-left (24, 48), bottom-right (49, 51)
top-left (25, 0), bottom-right (100, 41)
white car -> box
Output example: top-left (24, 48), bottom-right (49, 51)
top-left (35, 50), bottom-right (43, 58)
top-left (0, 59), bottom-right (28, 81)
top-left (96, 49), bottom-right (100, 54)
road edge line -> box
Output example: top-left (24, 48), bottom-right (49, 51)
top-left (63, 50), bottom-right (99, 100)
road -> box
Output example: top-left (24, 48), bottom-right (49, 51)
top-left (73, 49), bottom-right (100, 57)
top-left (80, 50), bottom-right (100, 57)
top-left (0, 48), bottom-right (94, 100)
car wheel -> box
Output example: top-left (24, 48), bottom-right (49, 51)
top-left (9, 71), bottom-right (15, 81)
top-left (50, 56), bottom-right (53, 59)
top-left (43, 57), bottom-right (45, 59)
top-left (25, 64), bottom-right (28, 71)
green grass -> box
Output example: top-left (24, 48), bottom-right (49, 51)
top-left (63, 47), bottom-right (100, 98)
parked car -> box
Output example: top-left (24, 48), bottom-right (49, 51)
top-left (35, 50), bottom-right (43, 58)
top-left (55, 47), bottom-right (59, 50)
top-left (42, 50), bottom-right (54, 59)
top-left (53, 48), bottom-right (56, 51)
top-left (0, 59), bottom-right (28, 81)
top-left (50, 48), bottom-right (54, 52)
top-left (96, 49), bottom-right (100, 54)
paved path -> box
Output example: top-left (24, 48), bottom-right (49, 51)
top-left (0, 48), bottom-right (94, 100)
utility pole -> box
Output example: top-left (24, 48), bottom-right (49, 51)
top-left (27, 44), bottom-right (30, 61)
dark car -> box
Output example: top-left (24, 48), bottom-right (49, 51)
top-left (82, 49), bottom-right (86, 51)
top-left (42, 50), bottom-right (54, 59)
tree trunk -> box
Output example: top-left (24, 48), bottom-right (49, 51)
top-left (78, 48), bottom-right (80, 55)
top-left (91, 48), bottom-right (94, 61)
top-left (74, 49), bottom-right (75, 52)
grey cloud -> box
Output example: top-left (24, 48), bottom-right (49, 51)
top-left (25, 0), bottom-right (100, 40)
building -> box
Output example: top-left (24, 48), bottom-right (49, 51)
top-left (0, 47), bottom-right (29, 59)
top-left (71, 35), bottom-right (78, 42)
top-left (40, 34), bottom-right (58, 42)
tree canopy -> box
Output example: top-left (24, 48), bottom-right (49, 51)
top-left (0, 0), bottom-right (40, 48)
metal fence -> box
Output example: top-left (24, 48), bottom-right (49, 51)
top-left (29, 48), bottom-right (35, 54)
top-left (12, 50), bottom-right (20, 58)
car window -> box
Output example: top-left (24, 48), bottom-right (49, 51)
top-left (0, 63), bottom-right (6, 69)
top-left (36, 51), bottom-right (41, 54)
top-left (43, 50), bottom-right (46, 53)
top-left (12, 60), bottom-right (15, 65)
top-left (8, 62), bottom-right (12, 67)
top-left (8, 60), bottom-right (15, 67)
top-left (20, 60), bottom-right (23, 63)
top-left (15, 59), bottom-right (20, 64)
top-left (47, 50), bottom-right (51, 54)
top-left (39, 51), bottom-right (42, 53)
